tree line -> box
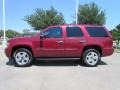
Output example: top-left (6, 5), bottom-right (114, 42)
top-left (25, 2), bottom-right (106, 30)
top-left (0, 29), bottom-right (20, 38)
top-left (110, 24), bottom-right (120, 44)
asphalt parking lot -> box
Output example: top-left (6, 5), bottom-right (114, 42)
top-left (0, 45), bottom-right (120, 90)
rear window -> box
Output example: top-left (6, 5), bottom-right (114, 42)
top-left (86, 27), bottom-right (109, 37)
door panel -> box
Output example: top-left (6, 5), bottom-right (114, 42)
top-left (39, 27), bottom-right (65, 57)
top-left (64, 26), bottom-right (86, 57)
top-left (65, 37), bottom-right (85, 57)
top-left (40, 38), bottom-right (64, 57)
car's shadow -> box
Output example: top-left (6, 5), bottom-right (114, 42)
top-left (34, 59), bottom-right (80, 66)
top-left (6, 58), bottom-right (107, 67)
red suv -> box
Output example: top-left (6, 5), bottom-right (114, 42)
top-left (5, 25), bottom-right (114, 67)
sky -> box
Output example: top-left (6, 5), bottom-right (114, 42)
top-left (0, 0), bottom-right (120, 32)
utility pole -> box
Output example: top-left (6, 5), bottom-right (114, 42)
top-left (2, 0), bottom-right (6, 47)
top-left (76, 0), bottom-right (79, 24)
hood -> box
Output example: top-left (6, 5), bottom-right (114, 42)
top-left (8, 36), bottom-right (33, 44)
top-left (10, 36), bottom-right (32, 40)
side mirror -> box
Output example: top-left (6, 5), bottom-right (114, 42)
top-left (40, 34), bottom-right (44, 38)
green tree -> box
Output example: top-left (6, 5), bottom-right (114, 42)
top-left (25, 7), bottom-right (65, 30)
top-left (111, 24), bottom-right (120, 44)
top-left (77, 2), bottom-right (106, 25)
top-left (0, 30), bottom-right (3, 37)
top-left (0, 29), bottom-right (20, 38)
top-left (23, 29), bottom-right (30, 34)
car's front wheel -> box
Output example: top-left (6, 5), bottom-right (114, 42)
top-left (13, 48), bottom-right (33, 67)
top-left (82, 49), bottom-right (101, 67)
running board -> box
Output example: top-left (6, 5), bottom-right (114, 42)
top-left (36, 58), bottom-right (80, 61)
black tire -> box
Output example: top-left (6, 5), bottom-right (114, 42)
top-left (13, 48), bottom-right (33, 67)
top-left (82, 49), bottom-right (101, 67)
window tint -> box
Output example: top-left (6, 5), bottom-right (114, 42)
top-left (43, 27), bottom-right (62, 38)
top-left (66, 27), bottom-right (83, 37)
top-left (86, 27), bottom-right (109, 37)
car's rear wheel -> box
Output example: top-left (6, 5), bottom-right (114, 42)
top-left (82, 49), bottom-right (101, 67)
top-left (13, 48), bottom-right (33, 67)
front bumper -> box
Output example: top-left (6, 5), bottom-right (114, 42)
top-left (5, 46), bottom-right (11, 58)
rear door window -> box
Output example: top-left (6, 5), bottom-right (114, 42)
top-left (86, 27), bottom-right (109, 37)
top-left (66, 27), bottom-right (83, 37)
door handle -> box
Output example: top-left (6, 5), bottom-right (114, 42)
top-left (80, 40), bottom-right (87, 43)
top-left (56, 40), bottom-right (63, 43)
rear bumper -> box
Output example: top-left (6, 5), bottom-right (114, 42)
top-left (102, 47), bottom-right (114, 57)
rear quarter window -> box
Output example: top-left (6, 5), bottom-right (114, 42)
top-left (86, 27), bottom-right (109, 37)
